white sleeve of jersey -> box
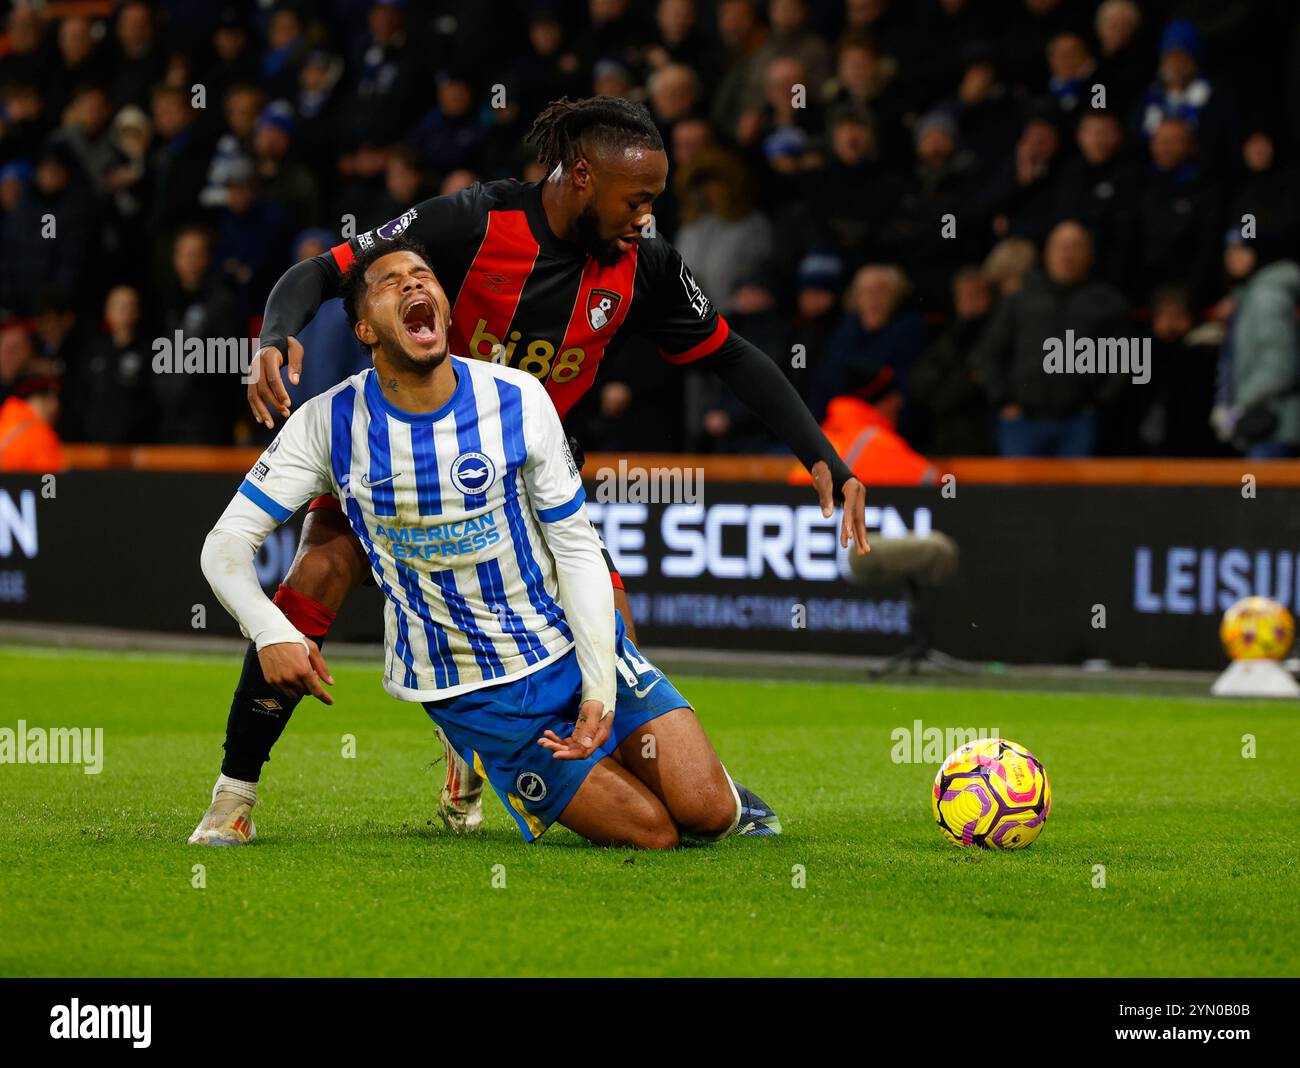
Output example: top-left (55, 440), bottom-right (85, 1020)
top-left (520, 377), bottom-right (617, 712)
top-left (235, 397), bottom-right (336, 523)
top-left (201, 398), bottom-right (334, 651)
top-left (519, 375), bottom-right (585, 520)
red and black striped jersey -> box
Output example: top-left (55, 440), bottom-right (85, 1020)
top-left (324, 178), bottom-right (731, 418)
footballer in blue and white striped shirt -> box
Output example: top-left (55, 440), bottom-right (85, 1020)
top-left (201, 240), bottom-right (780, 846)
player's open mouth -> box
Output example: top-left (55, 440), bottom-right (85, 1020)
top-left (401, 297), bottom-right (437, 343)
top-left (616, 234), bottom-right (639, 251)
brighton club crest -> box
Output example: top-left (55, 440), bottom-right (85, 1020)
top-left (450, 451), bottom-right (497, 496)
top-left (587, 289), bottom-right (621, 331)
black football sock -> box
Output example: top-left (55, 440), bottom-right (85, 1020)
top-left (219, 637), bottom-right (326, 782)
top-left (219, 584), bottom-right (336, 783)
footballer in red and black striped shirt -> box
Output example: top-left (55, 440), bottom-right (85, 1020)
top-left (193, 98), bottom-right (866, 846)
top-left (324, 172), bottom-right (731, 422)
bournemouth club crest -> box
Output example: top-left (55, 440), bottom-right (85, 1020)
top-left (587, 289), bottom-right (622, 331)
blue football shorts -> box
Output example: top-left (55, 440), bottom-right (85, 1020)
top-left (421, 611), bottom-right (689, 841)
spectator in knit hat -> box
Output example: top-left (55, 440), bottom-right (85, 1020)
top-left (214, 156), bottom-right (291, 317)
top-left (785, 246), bottom-right (845, 398)
top-left (1139, 18), bottom-right (1235, 169)
top-left (1, 143), bottom-right (94, 316)
top-left (253, 100), bottom-right (319, 230)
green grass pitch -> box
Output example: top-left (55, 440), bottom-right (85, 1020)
top-left (2, 646), bottom-right (1297, 977)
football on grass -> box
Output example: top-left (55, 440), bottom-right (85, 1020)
top-left (932, 738), bottom-right (1051, 850)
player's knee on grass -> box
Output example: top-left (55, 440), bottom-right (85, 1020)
top-left (618, 800), bottom-right (681, 852)
top-left (630, 813), bottom-right (680, 851)
top-left (672, 776), bottom-right (738, 840)
top-left (561, 761), bottom-right (681, 849)
top-left (620, 707), bottom-right (735, 839)
top-left (286, 509), bottom-right (368, 611)
top-left (599, 791), bottom-right (680, 850)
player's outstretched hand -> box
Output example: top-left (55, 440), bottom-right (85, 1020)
top-left (537, 700), bottom-right (612, 761)
top-left (258, 637), bottom-right (335, 705)
top-left (247, 336), bottom-right (305, 429)
top-left (810, 461), bottom-right (870, 556)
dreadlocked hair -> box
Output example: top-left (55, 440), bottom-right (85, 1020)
top-left (525, 96), bottom-right (664, 172)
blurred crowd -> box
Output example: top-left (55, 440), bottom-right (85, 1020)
top-left (2, 0), bottom-right (1300, 469)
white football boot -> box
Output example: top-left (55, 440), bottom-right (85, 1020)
top-left (435, 727), bottom-right (484, 833)
top-left (188, 776), bottom-right (257, 846)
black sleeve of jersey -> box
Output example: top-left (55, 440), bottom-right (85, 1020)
top-left (258, 184), bottom-right (484, 356)
top-left (641, 239), bottom-right (730, 362)
top-left (257, 254), bottom-right (335, 357)
top-left (324, 184), bottom-right (483, 280)
top-left (695, 331), bottom-right (856, 497)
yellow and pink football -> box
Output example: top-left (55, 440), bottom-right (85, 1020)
top-left (932, 738), bottom-right (1051, 850)
top-left (1220, 596), bottom-right (1294, 661)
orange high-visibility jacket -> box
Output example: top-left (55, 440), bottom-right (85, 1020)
top-left (0, 395), bottom-right (66, 472)
top-left (790, 395), bottom-right (939, 487)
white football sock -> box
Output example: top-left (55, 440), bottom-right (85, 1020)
top-left (214, 773), bottom-right (257, 805)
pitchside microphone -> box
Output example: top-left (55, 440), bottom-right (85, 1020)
top-left (844, 531), bottom-right (966, 677)
top-left (847, 531), bottom-right (959, 587)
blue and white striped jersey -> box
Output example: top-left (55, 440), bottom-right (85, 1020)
top-left (234, 357), bottom-right (590, 701)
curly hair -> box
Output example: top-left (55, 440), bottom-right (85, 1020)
top-left (339, 236), bottom-right (434, 332)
